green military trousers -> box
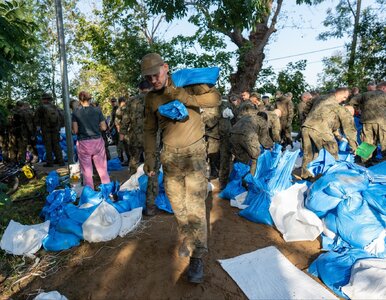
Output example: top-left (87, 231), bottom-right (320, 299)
top-left (161, 138), bottom-right (208, 258)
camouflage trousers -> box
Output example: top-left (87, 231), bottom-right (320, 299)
top-left (280, 117), bottom-right (292, 146)
top-left (42, 130), bottom-right (64, 164)
top-left (206, 136), bottom-right (220, 178)
top-left (128, 145), bottom-right (144, 176)
top-left (9, 134), bottom-right (28, 163)
top-left (219, 135), bottom-right (232, 187)
top-left (301, 127), bottom-right (338, 178)
top-left (161, 138), bottom-right (208, 258)
top-left (361, 123), bottom-right (386, 158)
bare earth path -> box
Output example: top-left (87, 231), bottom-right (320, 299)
top-left (11, 176), bottom-right (326, 300)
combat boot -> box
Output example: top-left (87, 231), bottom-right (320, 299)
top-left (187, 257), bottom-right (204, 284)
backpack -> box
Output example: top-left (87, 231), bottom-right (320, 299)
top-left (43, 103), bottom-right (60, 127)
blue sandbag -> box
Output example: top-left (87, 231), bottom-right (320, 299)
top-left (338, 139), bottom-right (348, 152)
top-left (336, 192), bottom-right (385, 249)
top-left (158, 100), bottom-right (188, 121)
top-left (43, 228), bottom-right (81, 251)
top-left (219, 162), bottom-right (250, 200)
top-left (307, 149), bottom-right (337, 177)
top-left (363, 183), bottom-right (386, 215)
top-left (79, 186), bottom-right (103, 206)
top-left (323, 211), bottom-right (338, 235)
top-left (40, 188), bottom-right (77, 226)
top-left (46, 171), bottom-right (60, 193)
top-left (107, 158), bottom-right (123, 171)
top-left (155, 192), bottom-right (173, 214)
top-left (138, 175), bottom-right (148, 192)
top-left (116, 189), bottom-right (146, 211)
top-left (55, 217), bottom-right (84, 239)
top-left (369, 161), bottom-right (386, 176)
top-left (63, 202), bottom-right (99, 224)
top-left (99, 181), bottom-right (120, 200)
top-left (171, 67), bottom-right (220, 87)
top-left (308, 248), bottom-right (372, 298)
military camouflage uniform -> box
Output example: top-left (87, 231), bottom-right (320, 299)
top-left (34, 103), bottom-right (64, 165)
top-left (115, 104), bottom-right (130, 163)
top-left (301, 100), bottom-right (358, 178)
top-left (144, 79), bottom-right (221, 258)
top-left (218, 101), bottom-right (233, 188)
top-left (237, 100), bottom-right (260, 120)
top-left (275, 95), bottom-right (294, 146)
top-left (24, 106), bottom-right (38, 161)
top-left (202, 106), bottom-right (221, 178)
top-left (8, 106), bottom-right (28, 164)
top-left (230, 114), bottom-right (273, 175)
top-left (349, 90), bottom-right (386, 158)
top-left (266, 111), bottom-right (281, 143)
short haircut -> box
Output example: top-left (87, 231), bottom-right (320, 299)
top-left (335, 87), bottom-right (350, 94)
top-left (118, 96), bottom-right (126, 104)
top-left (376, 81), bottom-right (386, 89)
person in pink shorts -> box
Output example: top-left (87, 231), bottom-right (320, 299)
top-left (72, 91), bottom-right (110, 188)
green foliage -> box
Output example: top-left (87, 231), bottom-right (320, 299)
top-left (0, 0), bottom-right (37, 81)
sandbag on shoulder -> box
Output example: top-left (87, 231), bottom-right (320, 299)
top-left (158, 100), bottom-right (188, 121)
top-left (171, 67), bottom-right (220, 87)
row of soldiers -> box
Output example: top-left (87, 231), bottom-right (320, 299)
top-left (0, 93), bottom-right (65, 167)
top-left (202, 81), bottom-right (386, 188)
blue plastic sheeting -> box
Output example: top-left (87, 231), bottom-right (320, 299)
top-left (46, 171), bottom-right (60, 193)
top-left (307, 149), bottom-right (337, 177)
top-left (158, 100), bottom-right (189, 121)
top-left (239, 149), bottom-right (300, 225)
top-left (369, 160), bottom-right (386, 175)
top-left (363, 183), bottom-right (386, 215)
top-left (336, 192), bottom-right (385, 249)
top-left (99, 181), bottom-right (120, 200)
top-left (36, 132), bottom-right (77, 162)
top-left (115, 189), bottom-right (146, 212)
top-left (155, 172), bottom-right (173, 213)
top-left (308, 249), bottom-right (372, 298)
top-left (40, 187), bottom-right (77, 227)
top-left (219, 162), bottom-right (250, 200)
top-left (43, 228), bottom-right (81, 251)
top-left (107, 158), bottom-right (123, 171)
top-left (171, 67), bottom-right (220, 87)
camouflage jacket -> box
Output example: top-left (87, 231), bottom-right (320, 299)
top-left (266, 111), bottom-right (281, 143)
top-left (275, 96), bottom-right (294, 126)
top-left (297, 101), bottom-right (308, 125)
top-left (202, 106), bottom-right (220, 139)
top-left (121, 94), bottom-right (145, 146)
top-left (231, 114), bottom-right (273, 149)
top-left (302, 103), bottom-right (358, 151)
top-left (237, 100), bottom-right (260, 120)
top-left (349, 90), bottom-right (386, 124)
top-left (115, 104), bottom-right (126, 132)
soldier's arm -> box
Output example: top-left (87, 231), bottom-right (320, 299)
top-left (338, 107), bottom-right (358, 151)
top-left (287, 100), bottom-right (294, 126)
top-left (143, 96), bottom-right (158, 173)
top-left (271, 116), bottom-right (281, 143)
top-left (258, 123), bottom-right (274, 149)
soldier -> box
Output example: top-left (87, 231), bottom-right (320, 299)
top-left (23, 102), bottom-right (38, 163)
top-left (34, 93), bottom-right (64, 167)
top-left (266, 109), bottom-right (282, 143)
top-left (297, 92), bottom-right (312, 126)
top-left (367, 81), bottom-right (376, 92)
top-left (241, 90), bottom-right (250, 102)
top-left (237, 93), bottom-right (260, 120)
top-left (228, 94), bottom-right (241, 123)
top-left (8, 101), bottom-right (28, 164)
top-left (109, 97), bottom-right (120, 159)
top-left (218, 99), bottom-right (233, 189)
top-left (349, 81), bottom-right (386, 161)
top-left (275, 92), bottom-right (294, 148)
top-left (230, 112), bottom-right (273, 175)
top-left (301, 88), bottom-right (358, 179)
top-left (142, 53), bottom-right (221, 283)
top-left (115, 96), bottom-right (130, 166)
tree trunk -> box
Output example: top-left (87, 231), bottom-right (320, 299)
top-left (347, 0), bottom-right (361, 86)
top-left (229, 0), bottom-right (282, 95)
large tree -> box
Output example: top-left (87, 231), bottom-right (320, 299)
top-left (143, 0), bottom-right (320, 94)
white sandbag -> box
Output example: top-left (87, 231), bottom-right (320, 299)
top-left (270, 183), bottom-right (323, 242)
top-left (82, 201), bottom-right (122, 242)
top-left (119, 207), bottom-right (142, 237)
top-left (342, 258), bottom-right (386, 299)
top-left (219, 246), bottom-right (337, 300)
top-left (34, 291), bottom-right (68, 300)
top-left (0, 220), bottom-right (50, 256)
top-left (230, 191), bottom-right (248, 210)
top-left (119, 164), bottom-right (145, 191)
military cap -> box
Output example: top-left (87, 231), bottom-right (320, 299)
top-left (141, 53), bottom-right (164, 76)
top-left (250, 92), bottom-right (261, 99)
top-left (41, 93), bottom-right (53, 100)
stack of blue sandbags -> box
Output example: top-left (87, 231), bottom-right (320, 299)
top-left (219, 144), bottom-right (300, 226)
top-left (304, 151), bottom-right (386, 297)
top-left (36, 130), bottom-right (77, 162)
top-left (41, 172), bottom-right (144, 251)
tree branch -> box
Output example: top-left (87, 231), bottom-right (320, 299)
top-left (346, 0), bottom-right (356, 18)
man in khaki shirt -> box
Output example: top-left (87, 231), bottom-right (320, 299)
top-left (141, 53), bottom-right (221, 284)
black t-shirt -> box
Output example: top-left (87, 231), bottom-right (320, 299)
top-left (72, 106), bottom-right (105, 141)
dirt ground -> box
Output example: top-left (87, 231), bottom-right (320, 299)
top-left (7, 167), bottom-right (330, 300)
